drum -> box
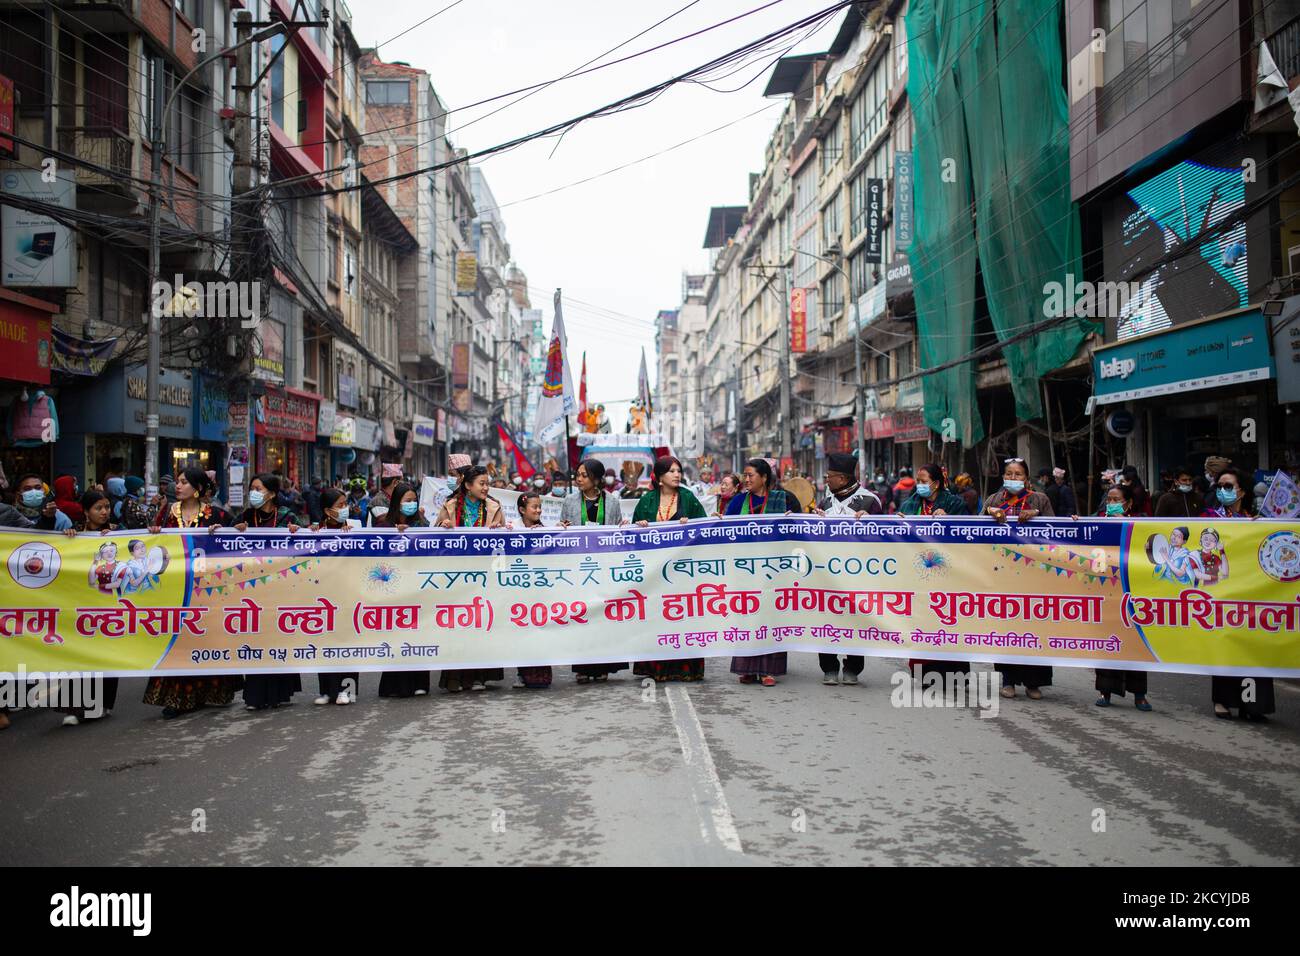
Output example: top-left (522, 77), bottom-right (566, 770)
top-left (146, 545), bottom-right (169, 576)
top-left (783, 476), bottom-right (816, 513)
top-left (1144, 534), bottom-right (1169, 566)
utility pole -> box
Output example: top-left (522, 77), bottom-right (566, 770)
top-left (779, 265), bottom-right (792, 463)
top-left (144, 63), bottom-right (165, 497)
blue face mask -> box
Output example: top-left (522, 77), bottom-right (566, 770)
top-left (1004, 480), bottom-right (1025, 495)
top-left (1217, 487), bottom-right (1237, 505)
top-left (1105, 502), bottom-right (1125, 516)
top-left (915, 483), bottom-right (932, 498)
top-left (401, 501), bottom-right (419, 517)
top-left (21, 489), bottom-right (46, 509)
top-left (248, 490), bottom-right (266, 508)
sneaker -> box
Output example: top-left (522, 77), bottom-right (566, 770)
top-left (841, 672), bottom-right (860, 685)
top-left (471, 680), bottom-right (487, 691)
top-left (413, 689), bottom-right (428, 696)
top-left (314, 695), bottom-right (331, 706)
top-left (62, 715), bottom-right (80, 726)
top-left (1000, 685), bottom-right (1016, 699)
top-left (335, 692), bottom-right (351, 705)
top-left (245, 705), bottom-right (258, 711)
top-left (513, 677), bottom-right (528, 689)
top-left (161, 707), bottom-right (181, 720)
top-left (822, 671), bottom-right (839, 685)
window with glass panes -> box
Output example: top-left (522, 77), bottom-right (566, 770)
top-left (1099, 0), bottom-right (1184, 128)
top-left (850, 248), bottom-right (873, 299)
top-left (821, 273), bottom-right (844, 322)
top-left (821, 195), bottom-right (842, 251)
top-left (820, 119), bottom-right (842, 178)
top-left (848, 51), bottom-right (891, 162)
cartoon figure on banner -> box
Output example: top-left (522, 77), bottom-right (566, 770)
top-left (87, 541), bottom-right (120, 595)
top-left (112, 539), bottom-right (170, 595)
top-left (1195, 528), bottom-right (1229, 586)
top-left (1257, 529), bottom-right (1300, 583)
top-left (1146, 527), bottom-right (1202, 586)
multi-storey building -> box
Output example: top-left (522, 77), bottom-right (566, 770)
top-left (359, 51), bottom-right (449, 469)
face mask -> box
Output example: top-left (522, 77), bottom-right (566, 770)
top-left (1177, 483), bottom-right (1192, 493)
top-left (333, 506), bottom-right (351, 522)
top-left (1105, 502), bottom-right (1125, 516)
top-left (21, 489), bottom-right (45, 508)
top-left (248, 490), bottom-right (266, 508)
top-left (401, 501), bottom-right (418, 517)
top-left (915, 483), bottom-right (932, 498)
top-left (1217, 487), bottom-right (1237, 505)
top-left (1004, 480), bottom-right (1025, 495)
top-left (533, 480), bottom-right (546, 489)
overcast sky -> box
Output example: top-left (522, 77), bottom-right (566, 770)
top-left (348, 0), bottom-right (842, 429)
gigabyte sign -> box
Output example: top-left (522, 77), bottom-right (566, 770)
top-left (1098, 356), bottom-right (1136, 380)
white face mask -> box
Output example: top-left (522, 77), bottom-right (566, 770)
top-left (333, 506), bottom-right (351, 521)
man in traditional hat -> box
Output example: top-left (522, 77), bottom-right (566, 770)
top-left (366, 462), bottom-right (404, 526)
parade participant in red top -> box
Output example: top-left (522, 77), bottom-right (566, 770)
top-left (435, 467), bottom-right (506, 693)
top-left (313, 487), bottom-right (360, 705)
top-left (143, 467), bottom-right (241, 719)
top-left (984, 457), bottom-right (1055, 699)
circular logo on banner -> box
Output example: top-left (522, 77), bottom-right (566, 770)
top-left (7, 541), bottom-right (61, 589)
top-left (1258, 530), bottom-right (1300, 582)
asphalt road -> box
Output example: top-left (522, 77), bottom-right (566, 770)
top-left (3, 656), bottom-right (1298, 866)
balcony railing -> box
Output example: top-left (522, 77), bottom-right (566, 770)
top-left (57, 126), bottom-right (133, 183)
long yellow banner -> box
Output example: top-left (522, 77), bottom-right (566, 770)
top-left (2, 515), bottom-right (1298, 676)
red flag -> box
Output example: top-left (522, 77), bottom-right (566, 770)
top-left (578, 351), bottom-right (589, 429)
top-left (495, 419), bottom-right (536, 481)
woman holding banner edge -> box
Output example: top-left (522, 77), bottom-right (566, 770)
top-left (726, 458), bottom-right (791, 687)
top-left (633, 456), bottom-right (709, 682)
top-left (561, 459), bottom-right (629, 683)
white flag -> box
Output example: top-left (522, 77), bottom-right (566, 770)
top-left (637, 347), bottom-right (652, 420)
top-left (534, 289), bottom-right (576, 443)
top-left (1260, 470), bottom-right (1300, 518)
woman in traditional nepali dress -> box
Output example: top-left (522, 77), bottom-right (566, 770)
top-left (726, 458), bottom-right (791, 686)
top-left (633, 456), bottom-right (709, 682)
top-left (898, 463), bottom-right (971, 686)
top-left (984, 457), bottom-right (1055, 700)
top-left (1093, 485), bottom-right (1153, 711)
top-left (234, 473), bottom-right (304, 711)
top-left (435, 467), bottom-right (507, 692)
top-left (142, 467), bottom-right (241, 719)
top-left (1205, 469), bottom-right (1274, 721)
top-left (313, 487), bottom-right (360, 705)
top-left (561, 459), bottom-right (629, 684)
top-left (376, 482), bottom-right (434, 698)
top-left (57, 490), bottom-right (120, 725)
top-left (510, 492), bottom-right (555, 688)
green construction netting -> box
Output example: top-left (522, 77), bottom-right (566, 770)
top-left (906, 0), bottom-right (1097, 446)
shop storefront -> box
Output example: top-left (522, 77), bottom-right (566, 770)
top-left (1093, 307), bottom-right (1275, 481)
top-left (253, 386), bottom-right (320, 489)
top-left (55, 364), bottom-right (195, 487)
top-left (0, 288), bottom-right (56, 481)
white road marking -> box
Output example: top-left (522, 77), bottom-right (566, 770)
top-left (664, 684), bottom-right (743, 854)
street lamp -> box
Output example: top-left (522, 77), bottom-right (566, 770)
top-left (795, 241), bottom-right (868, 475)
top-left (144, 22), bottom-right (288, 496)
